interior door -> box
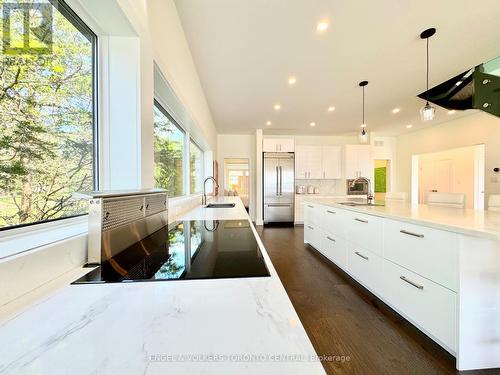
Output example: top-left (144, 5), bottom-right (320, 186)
top-left (419, 159), bottom-right (452, 203)
top-left (263, 156), bottom-right (279, 204)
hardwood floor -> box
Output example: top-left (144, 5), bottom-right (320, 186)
top-left (256, 225), bottom-right (498, 375)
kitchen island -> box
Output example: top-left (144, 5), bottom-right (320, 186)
top-left (0, 197), bottom-right (325, 375)
top-left (303, 198), bottom-right (500, 371)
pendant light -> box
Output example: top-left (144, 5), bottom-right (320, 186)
top-left (420, 28), bottom-right (436, 122)
top-left (359, 80), bottom-right (369, 144)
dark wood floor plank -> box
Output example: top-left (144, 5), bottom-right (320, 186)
top-left (256, 225), bottom-right (498, 375)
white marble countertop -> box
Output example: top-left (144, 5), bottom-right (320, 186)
top-left (0, 197), bottom-right (325, 375)
top-left (306, 197), bottom-right (500, 241)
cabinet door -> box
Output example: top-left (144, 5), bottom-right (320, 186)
top-left (304, 222), bottom-right (322, 250)
top-left (382, 259), bottom-right (456, 351)
top-left (295, 145), bottom-right (309, 179)
top-left (308, 147), bottom-right (323, 179)
top-left (263, 138), bottom-right (279, 152)
top-left (321, 232), bottom-right (348, 269)
top-left (358, 146), bottom-right (374, 181)
top-left (322, 145), bottom-right (342, 179)
top-left (344, 145), bottom-right (359, 179)
top-left (347, 243), bottom-right (384, 296)
top-left (345, 145), bottom-right (373, 179)
top-left (279, 139), bottom-right (295, 152)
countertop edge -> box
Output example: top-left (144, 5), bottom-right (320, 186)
top-left (303, 199), bottom-right (500, 242)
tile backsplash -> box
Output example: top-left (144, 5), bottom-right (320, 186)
top-left (295, 179), bottom-right (346, 196)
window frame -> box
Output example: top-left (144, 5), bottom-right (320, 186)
top-left (189, 138), bottom-right (205, 194)
top-left (153, 99), bottom-right (187, 198)
top-left (0, 0), bottom-right (98, 232)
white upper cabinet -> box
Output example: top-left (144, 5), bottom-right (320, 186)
top-left (322, 145), bottom-right (342, 179)
top-left (296, 145), bottom-right (342, 179)
top-left (295, 145), bottom-right (321, 179)
top-left (263, 138), bottom-right (295, 152)
top-left (344, 145), bottom-right (373, 180)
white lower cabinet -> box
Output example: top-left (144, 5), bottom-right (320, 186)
top-left (321, 232), bottom-right (347, 268)
top-left (346, 242), bottom-right (384, 296)
top-left (304, 203), bottom-right (321, 227)
top-left (382, 259), bottom-right (456, 352)
top-left (321, 206), bottom-right (347, 239)
top-left (304, 203), bottom-right (459, 357)
top-left (305, 223), bottom-right (322, 250)
top-left (345, 211), bottom-right (384, 256)
top-left (384, 219), bottom-right (458, 291)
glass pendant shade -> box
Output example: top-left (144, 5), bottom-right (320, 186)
top-left (420, 102), bottom-right (436, 122)
top-left (359, 127), bottom-right (369, 144)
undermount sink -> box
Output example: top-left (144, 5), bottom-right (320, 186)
top-left (338, 202), bottom-right (385, 207)
top-left (205, 203), bottom-right (236, 208)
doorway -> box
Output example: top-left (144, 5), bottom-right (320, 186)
top-left (412, 144), bottom-right (485, 209)
top-left (374, 160), bottom-right (391, 201)
top-left (223, 158), bottom-right (250, 211)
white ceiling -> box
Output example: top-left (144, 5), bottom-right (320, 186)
top-left (174, 0), bottom-right (500, 136)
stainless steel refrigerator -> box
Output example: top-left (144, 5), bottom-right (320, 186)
top-left (263, 153), bottom-right (294, 223)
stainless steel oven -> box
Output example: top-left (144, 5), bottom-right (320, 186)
top-left (346, 179), bottom-right (369, 195)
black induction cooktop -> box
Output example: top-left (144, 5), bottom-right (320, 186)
top-left (72, 220), bottom-right (270, 284)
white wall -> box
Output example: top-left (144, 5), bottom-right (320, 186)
top-left (396, 112), bottom-right (500, 204)
top-left (146, 0), bottom-right (217, 153)
top-left (217, 134), bottom-right (256, 220)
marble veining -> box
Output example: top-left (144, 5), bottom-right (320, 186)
top-left (0, 197), bottom-right (325, 375)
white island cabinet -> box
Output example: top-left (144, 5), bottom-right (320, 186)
top-left (304, 200), bottom-right (500, 371)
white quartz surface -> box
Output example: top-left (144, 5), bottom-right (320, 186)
top-left (0, 197), bottom-right (325, 375)
top-left (308, 198), bottom-right (500, 241)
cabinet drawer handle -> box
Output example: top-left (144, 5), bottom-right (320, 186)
top-left (327, 210), bottom-right (336, 214)
top-left (327, 236), bottom-right (336, 242)
top-left (400, 276), bottom-right (424, 290)
top-left (307, 205), bottom-right (314, 208)
top-left (355, 218), bottom-right (368, 223)
top-left (308, 226), bottom-right (314, 230)
top-left (400, 230), bottom-right (424, 238)
top-left (355, 251), bottom-right (368, 260)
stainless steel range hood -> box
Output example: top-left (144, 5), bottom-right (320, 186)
top-left (418, 56), bottom-right (500, 117)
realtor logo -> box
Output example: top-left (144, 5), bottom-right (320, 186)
top-left (2, 2), bottom-right (53, 55)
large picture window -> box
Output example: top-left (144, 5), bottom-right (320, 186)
top-left (0, 0), bottom-right (97, 230)
top-left (190, 140), bottom-right (204, 194)
top-left (153, 101), bottom-right (185, 197)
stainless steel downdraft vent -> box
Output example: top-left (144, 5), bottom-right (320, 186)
top-left (75, 189), bottom-right (168, 266)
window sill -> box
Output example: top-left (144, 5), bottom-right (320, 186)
top-left (168, 193), bottom-right (202, 203)
top-left (0, 216), bottom-right (88, 261)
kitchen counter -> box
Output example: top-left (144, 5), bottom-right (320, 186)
top-left (0, 197), bottom-right (325, 375)
top-left (305, 198), bottom-right (500, 241)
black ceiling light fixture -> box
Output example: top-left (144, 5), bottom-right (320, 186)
top-left (420, 27), bottom-right (437, 122)
top-left (359, 80), bottom-right (369, 144)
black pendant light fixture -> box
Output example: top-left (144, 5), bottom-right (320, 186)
top-left (359, 80), bottom-right (369, 144)
top-left (420, 27), bottom-right (437, 122)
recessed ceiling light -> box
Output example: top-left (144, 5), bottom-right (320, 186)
top-left (328, 106), bottom-right (335, 112)
top-left (310, 122), bottom-right (316, 127)
top-left (448, 110), bottom-right (456, 114)
top-left (274, 104), bottom-right (281, 110)
top-left (406, 124), bottom-right (413, 129)
top-left (288, 76), bottom-right (297, 85)
top-left (266, 121), bottom-right (272, 126)
top-left (316, 21), bottom-right (328, 33)
top-left (392, 108), bottom-right (400, 114)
